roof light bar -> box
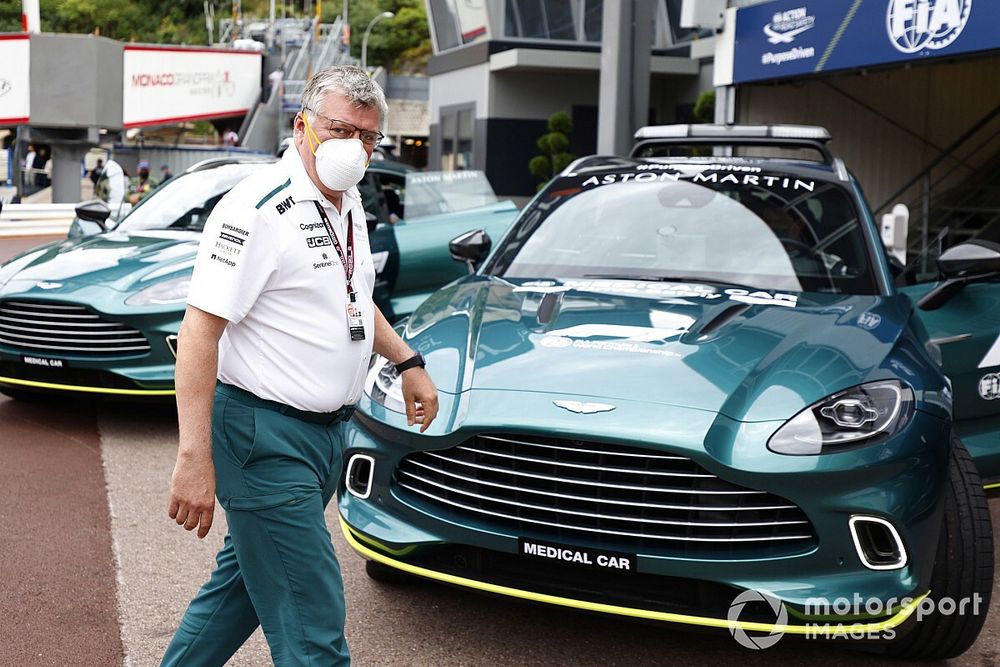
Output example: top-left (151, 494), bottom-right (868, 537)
top-left (634, 124), bottom-right (831, 142)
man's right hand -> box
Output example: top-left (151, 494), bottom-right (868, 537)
top-left (169, 305), bottom-right (229, 540)
top-left (168, 450), bottom-right (216, 539)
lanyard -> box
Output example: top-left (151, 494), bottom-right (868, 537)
top-left (312, 201), bottom-right (355, 295)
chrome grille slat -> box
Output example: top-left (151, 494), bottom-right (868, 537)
top-left (405, 459), bottom-right (795, 511)
top-left (0, 323), bottom-right (139, 336)
top-left (456, 444), bottom-right (717, 478)
top-left (0, 308), bottom-right (100, 320)
top-left (424, 451), bottom-right (760, 495)
top-left (0, 300), bottom-right (151, 357)
top-left (0, 330), bottom-right (147, 344)
top-left (5, 301), bottom-right (90, 310)
top-left (395, 434), bottom-right (818, 557)
top-left (400, 469), bottom-right (808, 528)
top-left (0, 316), bottom-right (123, 328)
top-left (479, 434), bottom-right (688, 460)
top-left (398, 482), bottom-right (814, 543)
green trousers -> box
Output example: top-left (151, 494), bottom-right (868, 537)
top-left (161, 383), bottom-right (352, 667)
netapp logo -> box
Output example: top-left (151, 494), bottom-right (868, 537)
top-left (211, 253), bottom-right (237, 267)
top-left (306, 236), bottom-right (332, 248)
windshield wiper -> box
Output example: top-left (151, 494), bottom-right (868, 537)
top-left (583, 273), bottom-right (757, 291)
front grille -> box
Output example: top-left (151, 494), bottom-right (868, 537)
top-left (395, 434), bottom-right (817, 558)
top-left (0, 300), bottom-right (151, 357)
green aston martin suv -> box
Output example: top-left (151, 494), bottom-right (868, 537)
top-left (339, 125), bottom-right (997, 659)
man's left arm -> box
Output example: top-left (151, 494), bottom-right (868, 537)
top-left (373, 309), bottom-right (439, 432)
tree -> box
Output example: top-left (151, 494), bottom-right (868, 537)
top-left (529, 111), bottom-right (575, 191)
top-left (326, 0), bottom-right (431, 73)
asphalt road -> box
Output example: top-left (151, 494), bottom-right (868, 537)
top-left (4, 397), bottom-right (1000, 667)
top-left (3, 237), bottom-right (1000, 666)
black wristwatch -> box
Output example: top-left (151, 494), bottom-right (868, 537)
top-left (394, 352), bottom-right (426, 374)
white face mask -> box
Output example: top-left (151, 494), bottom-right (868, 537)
top-left (314, 137), bottom-right (369, 191)
top-left (304, 114), bottom-right (369, 191)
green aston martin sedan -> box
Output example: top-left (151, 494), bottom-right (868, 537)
top-left (339, 125), bottom-right (996, 659)
top-left (0, 157), bottom-right (517, 399)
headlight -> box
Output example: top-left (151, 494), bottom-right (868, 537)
top-left (364, 355), bottom-right (406, 413)
top-left (767, 380), bottom-right (914, 455)
top-left (125, 276), bottom-right (190, 306)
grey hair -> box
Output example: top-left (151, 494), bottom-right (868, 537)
top-left (301, 65), bottom-right (389, 128)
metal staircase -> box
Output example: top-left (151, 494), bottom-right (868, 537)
top-left (237, 17), bottom-right (359, 154)
top-left (875, 103), bottom-right (1000, 280)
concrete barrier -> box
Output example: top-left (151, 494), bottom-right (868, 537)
top-left (0, 203), bottom-right (75, 237)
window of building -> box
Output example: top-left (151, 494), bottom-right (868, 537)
top-left (440, 105), bottom-right (475, 171)
top-left (430, 0), bottom-right (491, 51)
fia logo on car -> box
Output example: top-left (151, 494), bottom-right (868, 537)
top-left (887, 0), bottom-right (972, 54)
top-left (553, 400), bottom-right (616, 415)
top-left (979, 373), bottom-right (1000, 401)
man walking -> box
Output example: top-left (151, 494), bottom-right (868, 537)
top-left (161, 65), bottom-right (438, 666)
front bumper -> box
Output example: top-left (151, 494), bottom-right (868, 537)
top-left (340, 389), bottom-right (950, 628)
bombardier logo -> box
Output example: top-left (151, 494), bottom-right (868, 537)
top-left (887, 0), bottom-right (972, 54)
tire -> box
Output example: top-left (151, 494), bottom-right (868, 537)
top-left (881, 436), bottom-right (993, 659)
top-left (364, 558), bottom-right (418, 585)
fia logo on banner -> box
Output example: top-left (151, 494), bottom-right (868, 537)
top-left (887, 0), bottom-right (973, 54)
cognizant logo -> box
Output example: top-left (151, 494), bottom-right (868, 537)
top-left (886, 0), bottom-right (972, 54)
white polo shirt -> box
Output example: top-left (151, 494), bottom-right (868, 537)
top-left (187, 147), bottom-right (376, 412)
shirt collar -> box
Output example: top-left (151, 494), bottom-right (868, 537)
top-left (281, 143), bottom-right (361, 211)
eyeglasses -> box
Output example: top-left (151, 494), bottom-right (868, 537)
top-left (303, 107), bottom-right (384, 147)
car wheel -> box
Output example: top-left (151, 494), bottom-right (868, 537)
top-left (364, 559), bottom-right (417, 585)
top-left (880, 436), bottom-right (993, 659)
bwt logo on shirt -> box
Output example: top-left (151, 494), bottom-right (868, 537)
top-left (275, 196), bottom-right (295, 215)
top-left (306, 236), bottom-right (332, 248)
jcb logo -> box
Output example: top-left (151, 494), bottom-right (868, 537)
top-left (307, 236), bottom-right (332, 248)
top-left (275, 196), bottom-right (295, 214)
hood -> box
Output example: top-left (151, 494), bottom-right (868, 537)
top-left (0, 230), bottom-right (199, 294)
top-left (405, 277), bottom-right (919, 422)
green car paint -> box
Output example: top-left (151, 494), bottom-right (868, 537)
top-left (0, 158), bottom-right (518, 396)
top-left (339, 150), bottom-right (996, 656)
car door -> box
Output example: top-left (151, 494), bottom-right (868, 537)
top-left (357, 172), bottom-right (399, 318)
top-left (904, 273), bottom-right (1000, 479)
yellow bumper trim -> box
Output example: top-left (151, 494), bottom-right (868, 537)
top-left (339, 518), bottom-right (926, 635)
top-left (0, 375), bottom-right (175, 396)
top-left (984, 482), bottom-right (1000, 490)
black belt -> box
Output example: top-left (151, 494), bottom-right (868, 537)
top-left (217, 382), bottom-right (355, 426)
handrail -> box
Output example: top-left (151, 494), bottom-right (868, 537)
top-left (875, 101), bottom-right (1000, 214)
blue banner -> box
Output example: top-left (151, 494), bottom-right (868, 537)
top-left (732, 0), bottom-right (999, 85)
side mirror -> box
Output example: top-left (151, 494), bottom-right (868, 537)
top-left (68, 200), bottom-right (111, 239)
top-left (918, 240), bottom-right (1000, 310)
top-left (449, 229), bottom-right (492, 274)
top-left (365, 211), bottom-right (378, 234)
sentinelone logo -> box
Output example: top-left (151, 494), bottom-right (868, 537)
top-left (726, 589), bottom-right (985, 649)
top-left (887, 0), bottom-right (973, 54)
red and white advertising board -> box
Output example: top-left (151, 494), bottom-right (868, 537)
top-left (0, 35), bottom-right (30, 125)
top-left (123, 45), bottom-right (261, 128)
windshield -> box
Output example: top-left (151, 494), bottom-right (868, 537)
top-left (117, 163), bottom-right (265, 232)
top-left (486, 164), bottom-right (879, 295)
top-left (404, 170), bottom-right (499, 219)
